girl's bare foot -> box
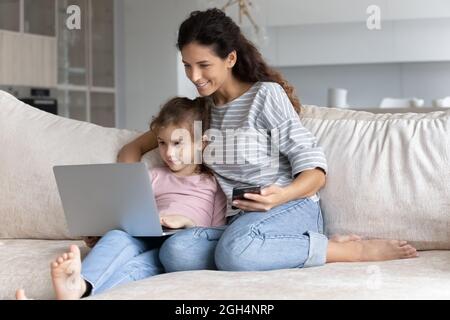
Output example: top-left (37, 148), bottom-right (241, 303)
top-left (51, 245), bottom-right (87, 300)
top-left (15, 289), bottom-right (29, 300)
top-left (327, 238), bottom-right (419, 263)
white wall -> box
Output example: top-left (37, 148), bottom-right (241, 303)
top-left (120, 0), bottom-right (177, 131)
top-left (176, 51), bottom-right (198, 99)
top-left (252, 0), bottom-right (450, 27)
top-left (117, 0), bottom-right (200, 131)
top-left (257, 18), bottom-right (450, 67)
top-left (279, 62), bottom-right (450, 108)
top-left (116, 0), bottom-right (450, 129)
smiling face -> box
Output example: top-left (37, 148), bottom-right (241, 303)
top-left (181, 42), bottom-right (236, 97)
top-left (156, 124), bottom-right (197, 175)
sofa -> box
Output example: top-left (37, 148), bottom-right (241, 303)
top-left (1, 90), bottom-right (449, 300)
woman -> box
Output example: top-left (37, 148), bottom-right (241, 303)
top-left (118, 8), bottom-right (418, 274)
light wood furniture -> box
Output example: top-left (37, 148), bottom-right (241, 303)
top-left (0, 30), bottom-right (57, 87)
top-left (0, 0), bottom-right (116, 127)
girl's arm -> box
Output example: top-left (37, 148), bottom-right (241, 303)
top-left (233, 168), bottom-right (326, 212)
top-left (160, 215), bottom-right (196, 229)
top-left (211, 186), bottom-right (228, 226)
top-left (117, 130), bottom-right (159, 163)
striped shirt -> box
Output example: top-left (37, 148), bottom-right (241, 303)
top-left (204, 81), bottom-right (328, 217)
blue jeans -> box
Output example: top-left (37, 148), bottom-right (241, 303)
top-left (160, 197), bottom-right (328, 272)
top-left (81, 197), bottom-right (328, 295)
top-left (80, 230), bottom-right (167, 295)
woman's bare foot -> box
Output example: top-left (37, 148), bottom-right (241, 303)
top-left (15, 289), bottom-right (29, 300)
top-left (51, 245), bottom-right (87, 300)
top-left (327, 238), bottom-right (418, 263)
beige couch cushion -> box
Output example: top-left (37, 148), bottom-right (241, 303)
top-left (301, 106), bottom-right (450, 250)
top-left (0, 240), bottom-right (88, 300)
top-left (1, 90), bottom-right (449, 249)
top-left (0, 91), bottom-right (163, 239)
top-left (0, 240), bottom-right (449, 300)
top-left (89, 250), bottom-right (450, 300)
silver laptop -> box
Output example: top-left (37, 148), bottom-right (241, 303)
top-left (53, 163), bottom-right (181, 237)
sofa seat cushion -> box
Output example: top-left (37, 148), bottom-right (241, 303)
top-left (88, 250), bottom-right (450, 300)
top-left (0, 239), bottom-right (88, 300)
top-left (1, 239), bottom-right (449, 300)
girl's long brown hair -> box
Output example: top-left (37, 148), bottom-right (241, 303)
top-left (177, 8), bottom-right (302, 114)
top-left (150, 97), bottom-right (212, 175)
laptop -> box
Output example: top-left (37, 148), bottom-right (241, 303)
top-left (53, 163), bottom-right (181, 237)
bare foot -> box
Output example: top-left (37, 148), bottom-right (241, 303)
top-left (51, 245), bottom-right (87, 300)
top-left (330, 234), bottom-right (362, 243)
top-left (327, 239), bottom-right (419, 263)
top-left (15, 289), bottom-right (30, 300)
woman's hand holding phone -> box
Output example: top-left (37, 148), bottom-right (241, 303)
top-left (232, 184), bottom-right (287, 212)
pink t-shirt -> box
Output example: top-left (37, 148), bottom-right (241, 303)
top-left (150, 166), bottom-right (227, 227)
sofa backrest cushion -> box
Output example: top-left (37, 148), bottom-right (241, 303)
top-left (1, 90), bottom-right (449, 249)
top-left (300, 105), bottom-right (450, 250)
top-left (0, 91), bottom-right (163, 239)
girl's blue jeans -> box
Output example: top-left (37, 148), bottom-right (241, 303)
top-left (81, 197), bottom-right (328, 296)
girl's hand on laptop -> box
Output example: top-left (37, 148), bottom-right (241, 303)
top-left (82, 236), bottom-right (101, 248)
top-left (160, 215), bottom-right (195, 229)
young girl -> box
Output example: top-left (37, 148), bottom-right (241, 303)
top-left (116, 8), bottom-right (418, 275)
top-left (16, 96), bottom-right (227, 300)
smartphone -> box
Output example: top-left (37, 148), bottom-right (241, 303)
top-left (231, 185), bottom-right (261, 209)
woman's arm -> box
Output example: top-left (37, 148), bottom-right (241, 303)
top-left (232, 83), bottom-right (328, 212)
top-left (117, 130), bottom-right (159, 163)
top-left (232, 168), bottom-right (326, 212)
top-left (282, 168), bottom-right (326, 202)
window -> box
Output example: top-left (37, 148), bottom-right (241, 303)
top-left (24, 0), bottom-right (55, 36)
top-left (0, 0), bottom-right (20, 31)
top-left (91, 92), bottom-right (115, 127)
top-left (58, 90), bottom-right (87, 121)
top-left (58, 0), bottom-right (87, 86)
top-left (57, 0), bottom-right (115, 127)
top-left (91, 0), bottom-right (114, 88)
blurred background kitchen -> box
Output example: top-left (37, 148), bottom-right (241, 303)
top-left (1, 0), bottom-right (449, 131)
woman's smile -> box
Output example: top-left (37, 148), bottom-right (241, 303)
top-left (195, 81), bottom-right (210, 89)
